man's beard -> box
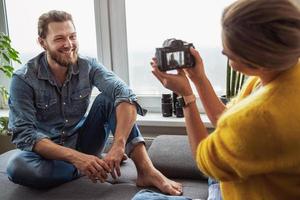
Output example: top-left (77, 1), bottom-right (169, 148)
top-left (48, 47), bottom-right (78, 67)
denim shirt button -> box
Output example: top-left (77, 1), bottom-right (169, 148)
top-left (79, 95), bottom-right (82, 98)
top-left (63, 102), bottom-right (66, 105)
top-left (45, 104), bottom-right (48, 108)
top-left (65, 119), bottom-right (69, 123)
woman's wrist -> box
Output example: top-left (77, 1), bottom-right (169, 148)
top-left (181, 87), bottom-right (193, 96)
top-left (190, 74), bottom-right (208, 86)
top-left (182, 94), bottom-right (196, 107)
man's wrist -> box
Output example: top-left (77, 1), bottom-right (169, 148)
top-left (65, 148), bottom-right (79, 163)
top-left (113, 138), bottom-right (126, 148)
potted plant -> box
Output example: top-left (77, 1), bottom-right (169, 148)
top-left (226, 59), bottom-right (246, 99)
top-left (220, 59), bottom-right (247, 104)
top-left (0, 116), bottom-right (14, 154)
top-left (0, 32), bottom-right (21, 153)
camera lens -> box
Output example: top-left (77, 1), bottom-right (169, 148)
top-left (172, 92), bottom-right (178, 114)
top-left (175, 101), bottom-right (184, 118)
top-left (161, 94), bottom-right (173, 117)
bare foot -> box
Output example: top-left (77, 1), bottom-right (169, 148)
top-left (136, 168), bottom-right (182, 196)
top-left (122, 154), bottom-right (128, 162)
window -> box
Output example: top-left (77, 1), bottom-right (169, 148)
top-left (125, 0), bottom-right (235, 96)
top-left (1, 0), bottom-right (236, 113)
top-left (5, 0), bottom-right (97, 69)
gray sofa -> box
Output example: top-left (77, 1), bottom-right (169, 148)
top-left (0, 135), bottom-right (208, 200)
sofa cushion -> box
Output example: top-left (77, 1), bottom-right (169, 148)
top-left (0, 149), bottom-right (208, 200)
top-left (148, 135), bottom-right (207, 180)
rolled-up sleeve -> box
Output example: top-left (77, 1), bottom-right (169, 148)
top-left (8, 75), bottom-right (49, 151)
top-left (90, 58), bottom-right (146, 116)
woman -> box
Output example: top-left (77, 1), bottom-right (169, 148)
top-left (151, 0), bottom-right (300, 199)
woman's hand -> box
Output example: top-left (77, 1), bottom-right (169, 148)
top-left (151, 57), bottom-right (193, 96)
top-left (183, 48), bottom-right (206, 83)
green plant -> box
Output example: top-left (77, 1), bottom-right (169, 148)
top-left (0, 32), bottom-right (21, 109)
top-left (0, 116), bottom-right (10, 136)
top-left (0, 32), bottom-right (21, 77)
top-left (0, 86), bottom-right (8, 109)
top-left (0, 32), bottom-right (21, 136)
top-left (226, 59), bottom-right (247, 100)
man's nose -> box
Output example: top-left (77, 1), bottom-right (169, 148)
top-left (63, 38), bottom-right (72, 48)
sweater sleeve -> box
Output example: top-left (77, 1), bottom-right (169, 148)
top-left (195, 102), bottom-right (295, 181)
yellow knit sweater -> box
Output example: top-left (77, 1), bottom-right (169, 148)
top-left (196, 60), bottom-right (300, 200)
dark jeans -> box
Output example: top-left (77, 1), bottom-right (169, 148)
top-left (6, 94), bottom-right (144, 189)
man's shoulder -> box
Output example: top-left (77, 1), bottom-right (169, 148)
top-left (14, 52), bottom-right (44, 78)
top-left (78, 55), bottom-right (96, 65)
top-left (77, 55), bottom-right (106, 69)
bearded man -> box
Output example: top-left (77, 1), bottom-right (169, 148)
top-left (6, 10), bottom-right (182, 196)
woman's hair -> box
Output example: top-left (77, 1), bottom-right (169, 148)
top-left (222, 0), bottom-right (300, 70)
top-left (38, 10), bottom-right (74, 39)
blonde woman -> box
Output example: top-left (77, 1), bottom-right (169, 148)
top-left (151, 0), bottom-right (300, 199)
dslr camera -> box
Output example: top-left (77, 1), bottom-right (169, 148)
top-left (155, 38), bottom-right (195, 71)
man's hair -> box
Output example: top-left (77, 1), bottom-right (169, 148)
top-left (222, 0), bottom-right (300, 70)
top-left (38, 10), bottom-right (74, 39)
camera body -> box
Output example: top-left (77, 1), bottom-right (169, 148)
top-left (155, 38), bottom-right (195, 71)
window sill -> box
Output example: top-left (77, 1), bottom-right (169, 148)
top-left (0, 109), bottom-right (213, 129)
top-left (137, 112), bottom-right (213, 128)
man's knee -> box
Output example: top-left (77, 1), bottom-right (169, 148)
top-left (6, 151), bottom-right (50, 188)
top-left (93, 94), bottom-right (114, 108)
top-left (88, 94), bottom-right (115, 120)
top-left (6, 151), bottom-right (34, 183)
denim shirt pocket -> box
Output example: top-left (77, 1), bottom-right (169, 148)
top-left (35, 90), bottom-right (58, 121)
top-left (68, 88), bottom-right (91, 118)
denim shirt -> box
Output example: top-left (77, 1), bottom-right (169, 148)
top-left (8, 52), bottom-right (145, 151)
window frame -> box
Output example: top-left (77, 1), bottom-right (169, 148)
top-left (0, 0), bottom-right (11, 91)
top-left (0, 0), bottom-right (8, 34)
top-left (94, 0), bottom-right (129, 83)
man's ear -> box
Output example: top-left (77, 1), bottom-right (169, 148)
top-left (38, 37), bottom-right (46, 50)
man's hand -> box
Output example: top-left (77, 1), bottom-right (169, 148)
top-left (33, 139), bottom-right (111, 183)
top-left (71, 151), bottom-right (111, 183)
top-left (104, 141), bottom-right (125, 179)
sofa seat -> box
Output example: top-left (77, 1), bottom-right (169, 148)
top-left (0, 135), bottom-right (208, 200)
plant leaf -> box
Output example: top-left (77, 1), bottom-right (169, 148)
top-left (2, 53), bottom-right (10, 63)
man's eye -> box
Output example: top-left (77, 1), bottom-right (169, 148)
top-left (55, 38), bottom-right (64, 42)
top-left (70, 35), bottom-right (77, 40)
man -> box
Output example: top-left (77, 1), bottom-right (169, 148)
top-left (6, 10), bottom-right (182, 195)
